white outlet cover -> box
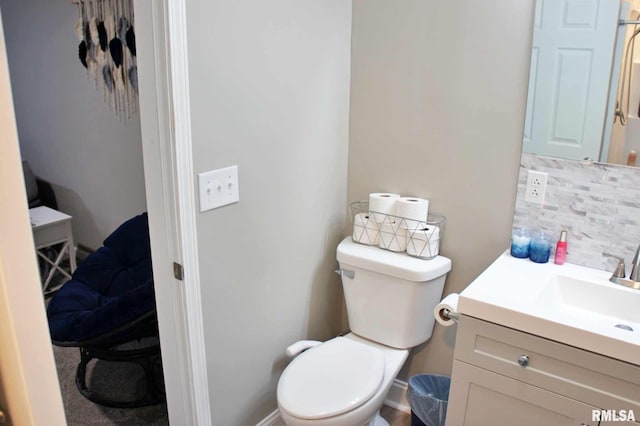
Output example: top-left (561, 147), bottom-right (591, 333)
top-left (525, 170), bottom-right (548, 204)
top-left (198, 165), bottom-right (239, 212)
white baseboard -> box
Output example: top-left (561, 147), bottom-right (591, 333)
top-left (255, 379), bottom-right (411, 425)
top-left (384, 379), bottom-right (411, 414)
top-left (256, 409), bottom-right (285, 426)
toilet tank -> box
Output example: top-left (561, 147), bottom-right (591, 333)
top-left (336, 237), bottom-right (451, 349)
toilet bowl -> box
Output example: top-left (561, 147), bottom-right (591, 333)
top-left (277, 237), bottom-right (451, 426)
top-left (277, 334), bottom-right (408, 426)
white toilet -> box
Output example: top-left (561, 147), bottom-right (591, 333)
top-left (277, 236), bottom-right (451, 426)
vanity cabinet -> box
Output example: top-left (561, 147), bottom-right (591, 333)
top-left (446, 315), bottom-right (640, 426)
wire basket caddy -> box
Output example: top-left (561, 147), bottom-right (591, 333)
top-left (350, 201), bottom-right (446, 260)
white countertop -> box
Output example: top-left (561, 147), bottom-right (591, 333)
top-left (459, 251), bottom-right (640, 366)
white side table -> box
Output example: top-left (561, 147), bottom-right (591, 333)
top-left (29, 206), bottom-right (77, 294)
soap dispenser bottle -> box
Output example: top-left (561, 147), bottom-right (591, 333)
top-left (554, 230), bottom-right (567, 265)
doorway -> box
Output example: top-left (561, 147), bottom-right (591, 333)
top-left (0, 0), bottom-right (166, 423)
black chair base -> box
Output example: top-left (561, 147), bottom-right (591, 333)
top-left (76, 340), bottom-right (166, 408)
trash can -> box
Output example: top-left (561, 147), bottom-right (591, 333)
top-left (407, 374), bottom-right (451, 426)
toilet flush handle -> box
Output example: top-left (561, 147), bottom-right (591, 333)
top-left (335, 269), bottom-right (354, 279)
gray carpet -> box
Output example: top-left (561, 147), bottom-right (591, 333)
top-left (52, 344), bottom-right (169, 425)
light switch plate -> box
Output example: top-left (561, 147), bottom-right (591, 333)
top-left (198, 165), bottom-right (239, 212)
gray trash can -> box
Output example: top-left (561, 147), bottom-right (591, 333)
top-left (407, 374), bottom-right (451, 426)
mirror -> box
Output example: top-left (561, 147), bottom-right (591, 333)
top-left (522, 0), bottom-right (640, 166)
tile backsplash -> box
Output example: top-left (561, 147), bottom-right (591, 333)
top-left (513, 153), bottom-right (640, 272)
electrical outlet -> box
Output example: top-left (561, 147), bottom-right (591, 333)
top-left (198, 165), bottom-right (239, 212)
top-left (525, 170), bottom-right (548, 204)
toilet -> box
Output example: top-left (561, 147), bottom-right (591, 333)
top-left (277, 236), bottom-right (451, 426)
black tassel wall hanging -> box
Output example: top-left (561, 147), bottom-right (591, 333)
top-left (72, 0), bottom-right (138, 120)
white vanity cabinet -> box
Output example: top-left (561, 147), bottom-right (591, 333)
top-left (446, 315), bottom-right (640, 426)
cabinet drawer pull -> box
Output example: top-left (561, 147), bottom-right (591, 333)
top-left (517, 354), bottom-right (529, 367)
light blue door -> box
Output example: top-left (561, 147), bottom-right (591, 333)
top-left (523, 0), bottom-right (620, 160)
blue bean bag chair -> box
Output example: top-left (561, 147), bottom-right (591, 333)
top-left (47, 212), bottom-right (164, 407)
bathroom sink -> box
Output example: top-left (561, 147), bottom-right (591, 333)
top-left (536, 274), bottom-right (640, 331)
top-left (457, 252), bottom-right (640, 366)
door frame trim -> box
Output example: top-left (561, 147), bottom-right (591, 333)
top-left (135, 0), bottom-right (212, 423)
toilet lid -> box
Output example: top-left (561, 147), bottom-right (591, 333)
top-left (277, 337), bottom-right (385, 420)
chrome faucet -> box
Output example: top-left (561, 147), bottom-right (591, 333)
top-left (630, 244), bottom-right (640, 282)
top-left (604, 253), bottom-right (626, 281)
top-left (604, 247), bottom-right (640, 290)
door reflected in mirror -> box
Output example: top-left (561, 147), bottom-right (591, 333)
top-left (522, 0), bottom-right (640, 167)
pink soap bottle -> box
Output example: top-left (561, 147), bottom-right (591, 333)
top-left (554, 230), bottom-right (567, 265)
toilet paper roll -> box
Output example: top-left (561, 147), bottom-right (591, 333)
top-left (434, 293), bottom-right (459, 327)
top-left (395, 197), bottom-right (429, 229)
top-left (378, 221), bottom-right (407, 252)
top-left (369, 193), bottom-right (400, 224)
top-left (352, 213), bottom-right (379, 245)
top-left (406, 226), bottom-right (440, 258)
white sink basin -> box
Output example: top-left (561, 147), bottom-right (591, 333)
top-left (459, 252), bottom-right (640, 366)
top-left (537, 274), bottom-right (640, 331)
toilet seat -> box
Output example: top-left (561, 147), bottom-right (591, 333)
top-left (277, 337), bottom-right (385, 420)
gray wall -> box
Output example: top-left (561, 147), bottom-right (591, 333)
top-left (185, 1), bottom-right (352, 424)
top-left (1, 0), bottom-right (146, 250)
top-left (349, 0), bottom-right (535, 379)
top-left (137, 0), bottom-right (536, 423)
